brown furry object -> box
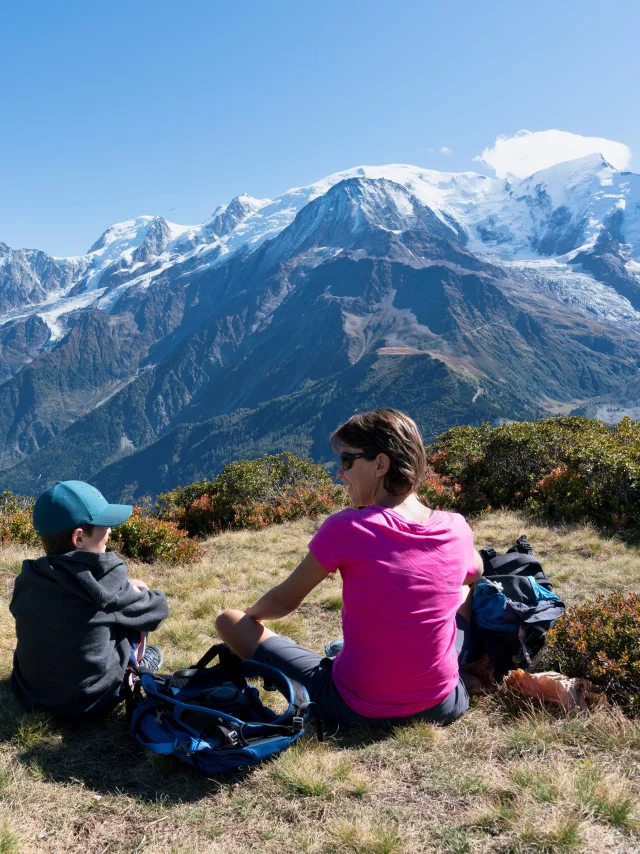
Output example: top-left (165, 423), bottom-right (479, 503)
top-left (504, 669), bottom-right (606, 711)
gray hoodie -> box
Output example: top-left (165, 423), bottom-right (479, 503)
top-left (10, 550), bottom-right (169, 717)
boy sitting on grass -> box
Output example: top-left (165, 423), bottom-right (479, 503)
top-left (9, 480), bottom-right (169, 718)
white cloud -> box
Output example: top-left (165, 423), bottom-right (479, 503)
top-left (439, 146), bottom-right (452, 156)
top-left (426, 145), bottom-right (453, 156)
top-left (474, 129), bottom-right (632, 179)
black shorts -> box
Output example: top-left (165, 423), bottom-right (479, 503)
top-left (253, 615), bottom-right (471, 726)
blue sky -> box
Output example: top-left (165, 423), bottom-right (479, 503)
top-left (2, 0), bottom-right (639, 256)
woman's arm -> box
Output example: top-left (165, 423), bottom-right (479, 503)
top-left (463, 549), bottom-right (484, 587)
top-left (245, 551), bottom-right (330, 621)
top-left (458, 550), bottom-right (484, 621)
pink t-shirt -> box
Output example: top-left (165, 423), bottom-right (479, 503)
top-left (309, 507), bottom-right (476, 718)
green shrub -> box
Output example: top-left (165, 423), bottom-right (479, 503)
top-left (109, 506), bottom-right (203, 564)
top-left (543, 592), bottom-right (640, 706)
top-left (428, 416), bottom-right (640, 528)
top-left (0, 492), bottom-right (39, 546)
top-left (157, 453), bottom-right (347, 536)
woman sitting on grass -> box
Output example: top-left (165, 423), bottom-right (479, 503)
top-left (216, 408), bottom-right (483, 726)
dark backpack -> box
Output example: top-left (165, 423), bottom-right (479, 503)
top-left (472, 535), bottom-right (565, 680)
top-left (129, 643), bottom-right (322, 775)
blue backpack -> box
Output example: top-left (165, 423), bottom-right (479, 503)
top-left (129, 643), bottom-right (322, 774)
top-left (472, 536), bottom-right (565, 680)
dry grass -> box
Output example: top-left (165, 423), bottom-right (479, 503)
top-left (0, 511), bottom-right (639, 852)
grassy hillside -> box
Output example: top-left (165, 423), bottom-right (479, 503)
top-left (0, 512), bottom-right (639, 853)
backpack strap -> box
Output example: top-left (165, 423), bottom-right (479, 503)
top-left (295, 700), bottom-right (324, 742)
top-left (479, 547), bottom-right (497, 573)
top-left (177, 707), bottom-right (246, 746)
top-left (240, 662), bottom-right (324, 742)
top-left (177, 703), bottom-right (313, 747)
top-left (288, 676), bottom-right (312, 719)
top-left (192, 643), bottom-right (240, 670)
top-left (168, 643), bottom-right (241, 679)
top-left (282, 678), bottom-right (324, 742)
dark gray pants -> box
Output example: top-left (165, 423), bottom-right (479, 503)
top-left (253, 614), bottom-right (470, 726)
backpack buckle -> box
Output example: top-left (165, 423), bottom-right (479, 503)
top-left (515, 536), bottom-right (533, 554)
top-left (292, 716), bottom-right (304, 733)
top-left (224, 729), bottom-right (240, 746)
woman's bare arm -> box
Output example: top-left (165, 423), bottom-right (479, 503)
top-left (245, 551), bottom-right (329, 621)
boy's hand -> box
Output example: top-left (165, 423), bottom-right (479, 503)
top-left (130, 579), bottom-right (149, 592)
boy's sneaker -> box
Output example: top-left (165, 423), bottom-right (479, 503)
top-left (323, 640), bottom-right (344, 658)
top-left (140, 645), bottom-right (163, 672)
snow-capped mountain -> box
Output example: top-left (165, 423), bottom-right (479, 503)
top-left (2, 154), bottom-right (639, 343)
top-left (1, 154), bottom-right (639, 497)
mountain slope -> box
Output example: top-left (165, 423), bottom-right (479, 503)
top-left (1, 157), bottom-right (640, 496)
top-left (5, 351), bottom-right (541, 499)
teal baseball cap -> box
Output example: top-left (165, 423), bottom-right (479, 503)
top-left (33, 481), bottom-right (133, 536)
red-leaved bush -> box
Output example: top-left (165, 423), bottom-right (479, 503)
top-left (108, 506), bottom-right (203, 565)
top-left (418, 468), bottom-right (460, 510)
top-left (543, 591), bottom-right (640, 707)
top-left (242, 485), bottom-right (342, 529)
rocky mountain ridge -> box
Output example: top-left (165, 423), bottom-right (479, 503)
top-left (1, 155), bottom-right (639, 498)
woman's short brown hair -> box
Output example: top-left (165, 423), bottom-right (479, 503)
top-left (40, 524), bottom-right (95, 556)
top-left (330, 408), bottom-right (426, 496)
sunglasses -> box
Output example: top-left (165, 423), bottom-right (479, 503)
top-left (339, 452), bottom-right (373, 470)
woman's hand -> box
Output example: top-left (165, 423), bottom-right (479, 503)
top-left (245, 551), bottom-right (329, 621)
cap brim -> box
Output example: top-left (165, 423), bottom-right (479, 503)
top-left (90, 504), bottom-right (133, 528)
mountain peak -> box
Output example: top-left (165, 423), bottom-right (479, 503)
top-left (208, 194), bottom-right (271, 238)
top-left (284, 175), bottom-right (421, 245)
top-left (87, 216), bottom-right (157, 255)
top-left (237, 192), bottom-right (268, 205)
top-left (131, 216), bottom-right (172, 263)
top-left (257, 175), bottom-right (461, 270)
top-left (525, 152), bottom-right (617, 186)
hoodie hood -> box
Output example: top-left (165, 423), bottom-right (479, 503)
top-left (27, 550), bottom-right (129, 609)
